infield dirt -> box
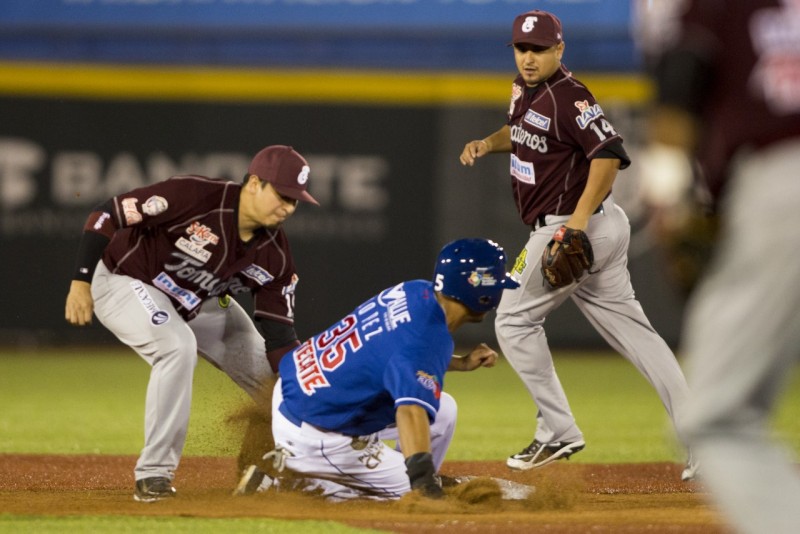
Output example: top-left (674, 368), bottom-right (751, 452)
top-left (0, 454), bottom-right (728, 533)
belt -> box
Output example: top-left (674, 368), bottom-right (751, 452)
top-left (531, 202), bottom-right (605, 231)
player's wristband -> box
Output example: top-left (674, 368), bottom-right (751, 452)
top-left (405, 452), bottom-right (443, 498)
top-left (73, 230), bottom-right (111, 283)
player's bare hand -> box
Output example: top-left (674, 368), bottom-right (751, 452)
top-left (451, 343), bottom-right (498, 371)
top-left (459, 140), bottom-right (490, 166)
top-left (65, 280), bottom-right (94, 326)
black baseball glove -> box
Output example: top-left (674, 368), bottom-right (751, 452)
top-left (541, 225), bottom-right (594, 289)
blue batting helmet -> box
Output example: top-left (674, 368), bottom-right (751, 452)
top-left (433, 238), bottom-right (520, 313)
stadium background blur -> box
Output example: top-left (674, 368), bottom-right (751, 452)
top-left (0, 0), bottom-right (681, 350)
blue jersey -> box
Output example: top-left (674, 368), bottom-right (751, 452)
top-left (278, 280), bottom-right (453, 436)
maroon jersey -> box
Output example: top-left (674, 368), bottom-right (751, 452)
top-left (675, 0), bottom-right (800, 198)
top-left (506, 65), bottom-right (625, 225)
top-left (98, 175), bottom-right (297, 323)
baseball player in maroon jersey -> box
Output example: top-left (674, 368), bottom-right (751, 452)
top-left (64, 145), bottom-right (318, 502)
top-left (459, 9), bottom-right (696, 479)
top-left (640, 1), bottom-right (800, 532)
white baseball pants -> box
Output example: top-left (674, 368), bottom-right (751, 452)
top-left (270, 378), bottom-right (457, 501)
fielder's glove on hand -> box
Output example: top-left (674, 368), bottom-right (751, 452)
top-left (405, 452), bottom-right (444, 499)
top-left (541, 225), bottom-right (594, 289)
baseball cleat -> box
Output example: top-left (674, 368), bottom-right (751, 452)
top-left (681, 454), bottom-right (700, 481)
top-left (506, 439), bottom-right (585, 470)
top-left (232, 464), bottom-right (273, 496)
top-left (133, 477), bottom-right (176, 502)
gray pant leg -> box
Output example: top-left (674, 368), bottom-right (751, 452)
top-left (92, 262), bottom-right (197, 481)
top-left (189, 297), bottom-right (274, 410)
top-left (496, 197), bottom-right (686, 448)
top-left (495, 226), bottom-right (583, 444)
top-left (679, 141), bottom-right (800, 534)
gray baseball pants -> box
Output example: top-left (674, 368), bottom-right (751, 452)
top-left (92, 261), bottom-right (273, 481)
top-left (678, 139), bottom-right (800, 534)
top-left (495, 196), bottom-right (690, 447)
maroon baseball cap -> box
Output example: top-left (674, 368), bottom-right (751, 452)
top-left (248, 145), bottom-right (319, 206)
top-left (509, 10), bottom-right (563, 48)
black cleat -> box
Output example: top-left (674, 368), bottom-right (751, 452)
top-left (506, 439), bottom-right (586, 470)
top-left (134, 477), bottom-right (176, 502)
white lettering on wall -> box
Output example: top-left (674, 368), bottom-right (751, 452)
top-left (0, 139), bottom-right (391, 240)
top-left (51, 152), bottom-right (103, 205)
top-left (0, 138), bottom-right (44, 209)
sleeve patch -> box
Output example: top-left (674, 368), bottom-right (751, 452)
top-left (574, 100), bottom-right (604, 129)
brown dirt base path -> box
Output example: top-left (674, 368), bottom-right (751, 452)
top-left (0, 454), bottom-right (729, 533)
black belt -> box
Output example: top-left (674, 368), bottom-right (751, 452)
top-left (532, 203), bottom-right (604, 231)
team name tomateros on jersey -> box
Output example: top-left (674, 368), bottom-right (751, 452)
top-left (163, 252), bottom-right (248, 296)
top-left (510, 124), bottom-right (548, 153)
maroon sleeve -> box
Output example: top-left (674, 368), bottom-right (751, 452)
top-left (558, 85), bottom-right (624, 159)
top-left (252, 231), bottom-right (299, 325)
top-left (108, 175), bottom-right (221, 230)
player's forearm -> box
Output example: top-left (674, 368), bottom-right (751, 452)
top-left (72, 225), bottom-right (111, 282)
top-left (395, 404), bottom-right (432, 457)
top-left (568, 158), bottom-right (619, 230)
top-left (448, 343), bottom-right (497, 371)
top-left (482, 125), bottom-right (513, 153)
top-left (73, 201), bottom-right (117, 282)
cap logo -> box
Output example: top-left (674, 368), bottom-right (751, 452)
top-left (297, 165), bottom-right (310, 185)
top-left (522, 16), bottom-right (538, 33)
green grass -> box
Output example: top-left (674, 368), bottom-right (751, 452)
top-left (446, 353), bottom-right (684, 462)
top-left (2, 348), bottom-right (798, 533)
top-left (1, 348), bottom-right (798, 462)
top-left (0, 349), bottom-right (250, 456)
top-left (0, 515), bottom-right (385, 533)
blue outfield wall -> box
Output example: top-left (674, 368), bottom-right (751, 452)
top-left (0, 0), bottom-right (638, 72)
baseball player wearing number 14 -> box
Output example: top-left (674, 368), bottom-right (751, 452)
top-left (460, 10), bottom-right (696, 479)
